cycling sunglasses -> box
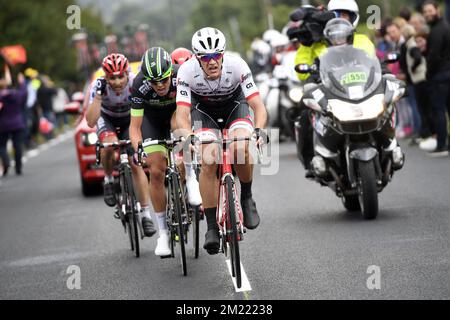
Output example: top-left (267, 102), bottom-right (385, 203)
top-left (197, 52), bottom-right (223, 63)
top-left (148, 76), bottom-right (171, 85)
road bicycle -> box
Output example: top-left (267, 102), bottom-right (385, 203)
top-left (138, 135), bottom-right (195, 276)
top-left (196, 129), bottom-right (265, 288)
top-left (96, 139), bottom-right (142, 258)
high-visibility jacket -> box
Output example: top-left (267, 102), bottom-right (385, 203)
top-left (294, 34), bottom-right (376, 82)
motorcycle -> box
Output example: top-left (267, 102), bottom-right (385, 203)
top-left (294, 45), bottom-right (405, 219)
top-left (266, 51), bottom-right (303, 140)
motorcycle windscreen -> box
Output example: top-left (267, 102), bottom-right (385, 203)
top-left (319, 45), bottom-right (382, 101)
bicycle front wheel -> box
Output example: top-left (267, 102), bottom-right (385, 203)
top-left (172, 175), bottom-right (187, 276)
top-left (124, 166), bottom-right (140, 258)
top-left (192, 205), bottom-right (200, 259)
top-left (225, 175), bottom-right (241, 288)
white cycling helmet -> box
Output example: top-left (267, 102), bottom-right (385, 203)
top-left (327, 0), bottom-right (360, 27)
top-left (251, 38), bottom-right (272, 55)
top-left (262, 29), bottom-right (281, 44)
top-left (192, 27), bottom-right (226, 56)
top-left (270, 33), bottom-right (290, 48)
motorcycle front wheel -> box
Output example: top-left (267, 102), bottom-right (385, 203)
top-left (356, 161), bottom-right (379, 220)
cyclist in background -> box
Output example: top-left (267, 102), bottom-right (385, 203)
top-left (86, 53), bottom-right (156, 237)
top-left (171, 47), bottom-right (193, 65)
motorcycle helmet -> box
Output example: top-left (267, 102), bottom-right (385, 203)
top-left (323, 18), bottom-right (355, 46)
top-left (327, 0), bottom-right (360, 27)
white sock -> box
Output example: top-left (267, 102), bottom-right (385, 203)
top-left (156, 212), bottom-right (168, 233)
top-left (141, 206), bottom-right (151, 219)
top-left (184, 162), bottom-right (195, 181)
top-left (104, 175), bottom-right (114, 184)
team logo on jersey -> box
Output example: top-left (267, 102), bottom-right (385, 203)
top-left (139, 82), bottom-right (151, 95)
top-left (177, 79), bottom-right (189, 87)
top-left (131, 97), bottom-right (143, 104)
top-left (241, 73), bottom-right (252, 83)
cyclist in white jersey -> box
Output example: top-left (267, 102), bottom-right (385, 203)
top-left (176, 27), bottom-right (268, 255)
top-left (86, 53), bottom-right (156, 237)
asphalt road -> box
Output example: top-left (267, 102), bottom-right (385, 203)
top-left (1, 133), bottom-right (449, 300)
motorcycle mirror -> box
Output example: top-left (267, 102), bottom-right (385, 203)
top-left (295, 63), bottom-right (311, 74)
top-left (385, 52), bottom-right (399, 64)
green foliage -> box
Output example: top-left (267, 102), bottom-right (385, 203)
top-left (0, 0), bottom-right (106, 83)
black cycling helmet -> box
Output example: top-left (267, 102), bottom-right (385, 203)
top-left (141, 47), bottom-right (173, 81)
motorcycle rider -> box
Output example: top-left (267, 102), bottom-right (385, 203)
top-left (292, 1), bottom-right (404, 176)
top-left (296, 18), bottom-right (405, 177)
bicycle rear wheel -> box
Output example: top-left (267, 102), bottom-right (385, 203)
top-left (124, 167), bottom-right (140, 258)
top-left (225, 175), bottom-right (241, 288)
top-left (172, 175), bottom-right (187, 276)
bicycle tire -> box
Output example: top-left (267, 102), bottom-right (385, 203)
top-left (225, 175), bottom-right (241, 288)
top-left (119, 174), bottom-right (134, 252)
top-left (171, 174), bottom-right (187, 276)
top-left (192, 205), bottom-right (200, 259)
top-left (124, 166), bottom-right (140, 258)
top-left (193, 163), bottom-right (201, 258)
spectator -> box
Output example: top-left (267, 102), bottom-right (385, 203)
top-left (386, 21), bottom-right (414, 138)
top-left (24, 68), bottom-right (40, 149)
top-left (413, 30), bottom-right (438, 148)
top-left (0, 70), bottom-right (27, 176)
top-left (399, 6), bottom-right (412, 22)
top-left (52, 87), bottom-right (69, 129)
top-left (410, 13), bottom-right (429, 33)
top-left (37, 75), bottom-right (57, 140)
top-left (375, 18), bottom-right (394, 61)
top-left (422, 0), bottom-right (450, 156)
top-left (400, 24), bottom-right (425, 143)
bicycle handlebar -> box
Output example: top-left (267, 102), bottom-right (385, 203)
top-left (95, 139), bottom-right (131, 165)
top-left (136, 137), bottom-right (184, 165)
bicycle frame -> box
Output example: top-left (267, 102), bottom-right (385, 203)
top-left (216, 130), bottom-right (245, 243)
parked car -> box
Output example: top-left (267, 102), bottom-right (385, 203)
top-left (65, 62), bottom-right (141, 196)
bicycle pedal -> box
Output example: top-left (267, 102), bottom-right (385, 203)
top-left (174, 235), bottom-right (180, 242)
top-left (160, 254), bottom-right (172, 259)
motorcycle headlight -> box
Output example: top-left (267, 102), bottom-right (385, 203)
top-left (81, 132), bottom-right (98, 146)
top-left (289, 87), bottom-right (303, 103)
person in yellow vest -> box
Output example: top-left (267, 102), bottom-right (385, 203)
top-left (295, 0), bottom-right (375, 83)
top-left (293, 0), bottom-right (378, 176)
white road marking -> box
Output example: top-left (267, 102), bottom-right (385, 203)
top-left (225, 259), bottom-right (252, 292)
top-left (27, 150), bottom-right (39, 158)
